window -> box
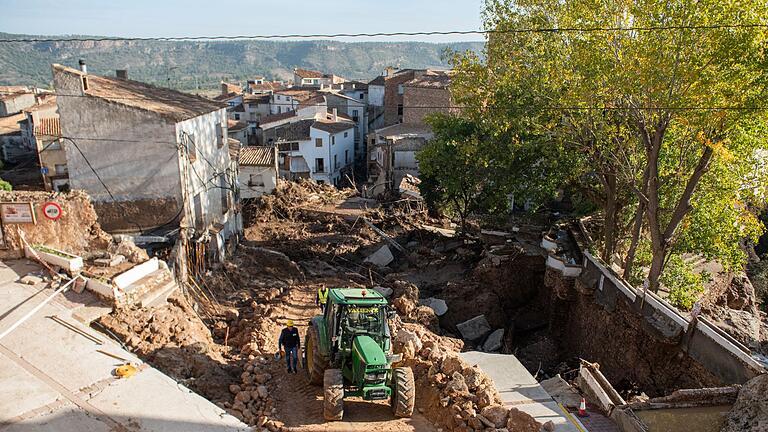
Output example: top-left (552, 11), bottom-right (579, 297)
top-left (220, 176), bottom-right (229, 214)
top-left (397, 104), bottom-right (403, 116)
top-left (359, 93), bottom-right (364, 100)
top-left (82, 76), bottom-right (89, 91)
top-left (343, 132), bottom-right (348, 138)
top-left (249, 174), bottom-right (265, 187)
top-left (277, 95), bottom-right (281, 100)
top-left (352, 110), bottom-right (359, 122)
top-left (277, 106), bottom-right (282, 114)
top-left (193, 193), bottom-right (204, 229)
top-left (216, 122), bottom-right (224, 148)
top-left (234, 113), bottom-right (240, 120)
top-left (315, 138), bottom-right (323, 147)
top-left (345, 150), bottom-right (349, 164)
top-left (315, 158), bottom-right (325, 173)
top-left (249, 112), bottom-right (256, 121)
top-left (331, 136), bottom-right (336, 145)
top-left (186, 133), bottom-right (197, 162)
top-left (286, 97), bottom-right (291, 101)
top-left (228, 101), bottom-right (236, 107)
top-left (278, 142), bottom-right (299, 151)
top-left (54, 164), bottom-right (68, 175)
top-left (397, 84), bottom-right (403, 95)
top-left (334, 154), bottom-right (338, 170)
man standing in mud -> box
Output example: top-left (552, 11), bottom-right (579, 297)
top-left (278, 320), bottom-right (300, 373)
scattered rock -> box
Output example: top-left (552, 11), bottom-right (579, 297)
top-left (482, 329), bottom-right (505, 352)
top-left (420, 297), bottom-right (448, 316)
top-left (20, 274), bottom-right (43, 285)
top-left (480, 405), bottom-right (509, 428)
top-left (721, 374), bottom-right (768, 432)
top-left (373, 286), bottom-right (394, 298)
top-left (456, 315), bottom-right (492, 341)
top-left (364, 245), bottom-right (395, 267)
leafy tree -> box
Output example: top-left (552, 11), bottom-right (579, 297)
top-left (0, 178), bottom-right (11, 191)
top-left (462, 0), bottom-right (768, 293)
top-left (417, 115), bottom-right (505, 230)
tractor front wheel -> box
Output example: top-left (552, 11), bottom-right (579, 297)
top-left (323, 369), bottom-right (344, 421)
top-left (391, 367), bottom-right (415, 418)
top-left (305, 325), bottom-right (329, 385)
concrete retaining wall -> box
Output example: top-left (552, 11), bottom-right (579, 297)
top-left (580, 252), bottom-right (763, 385)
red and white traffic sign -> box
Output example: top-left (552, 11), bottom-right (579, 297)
top-left (42, 202), bottom-right (63, 221)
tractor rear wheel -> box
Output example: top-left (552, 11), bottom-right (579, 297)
top-left (323, 369), bottom-right (344, 421)
top-left (391, 367), bottom-right (415, 418)
top-left (305, 325), bottom-right (329, 385)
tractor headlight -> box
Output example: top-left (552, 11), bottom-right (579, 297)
top-left (365, 371), bottom-right (387, 384)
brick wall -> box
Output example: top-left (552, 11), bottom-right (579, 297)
top-left (383, 70), bottom-right (422, 126)
top-left (402, 86), bottom-right (453, 125)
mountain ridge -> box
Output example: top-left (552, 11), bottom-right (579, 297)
top-left (0, 33), bottom-right (484, 91)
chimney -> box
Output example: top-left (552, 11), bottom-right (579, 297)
top-left (332, 108), bottom-right (338, 122)
top-left (78, 59), bottom-right (87, 74)
top-left (116, 70), bottom-right (128, 80)
top-left (384, 66), bottom-right (395, 77)
top-left (221, 82), bottom-right (229, 95)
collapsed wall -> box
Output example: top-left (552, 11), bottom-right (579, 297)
top-left (541, 252), bottom-right (764, 397)
top-left (0, 190), bottom-right (111, 259)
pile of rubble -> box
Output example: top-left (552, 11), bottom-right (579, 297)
top-left (244, 179), bottom-right (355, 224)
top-left (386, 277), bottom-right (541, 432)
top-left (98, 294), bottom-right (239, 404)
top-left (225, 356), bottom-right (282, 430)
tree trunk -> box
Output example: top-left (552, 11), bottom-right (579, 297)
top-left (623, 201), bottom-right (645, 279)
top-left (601, 172), bottom-right (618, 263)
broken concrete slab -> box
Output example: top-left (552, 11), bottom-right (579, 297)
top-left (373, 286), bottom-right (394, 298)
top-left (540, 375), bottom-right (582, 409)
top-left (482, 329), bottom-right (504, 352)
top-left (456, 315), bottom-right (492, 341)
top-left (94, 255), bottom-right (125, 267)
top-left (364, 245), bottom-right (394, 267)
top-left (420, 297), bottom-right (448, 316)
top-left (19, 274), bottom-right (43, 285)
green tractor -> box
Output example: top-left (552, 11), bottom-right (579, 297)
top-left (304, 288), bottom-right (415, 421)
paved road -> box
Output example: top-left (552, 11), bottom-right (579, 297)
top-left (0, 259), bottom-right (248, 432)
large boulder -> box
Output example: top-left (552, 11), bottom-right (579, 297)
top-left (482, 329), bottom-right (504, 352)
top-left (456, 315), bottom-right (492, 341)
top-left (480, 405), bottom-right (509, 428)
top-left (420, 297), bottom-right (448, 316)
top-left (721, 374), bottom-right (768, 432)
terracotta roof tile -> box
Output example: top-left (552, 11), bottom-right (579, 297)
top-left (294, 68), bottom-right (325, 79)
top-left (53, 64), bottom-right (226, 122)
top-left (260, 111), bottom-right (297, 125)
top-left (312, 120), bottom-right (354, 135)
top-left (240, 146), bottom-right (276, 166)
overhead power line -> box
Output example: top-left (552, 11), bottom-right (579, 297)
top-left (1, 23), bottom-right (767, 43)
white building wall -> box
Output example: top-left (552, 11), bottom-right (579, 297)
top-left (0, 93), bottom-right (36, 116)
top-left (270, 94), bottom-right (298, 114)
top-left (240, 165), bottom-right (278, 198)
top-left (176, 108), bottom-right (240, 239)
top-left (368, 85), bottom-right (385, 107)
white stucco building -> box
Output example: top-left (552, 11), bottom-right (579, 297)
top-left (262, 113), bottom-right (355, 186)
top-left (239, 146), bottom-right (278, 198)
top-left (52, 63), bottom-right (242, 258)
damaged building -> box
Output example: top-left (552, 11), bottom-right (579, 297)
top-left (52, 62), bottom-right (242, 263)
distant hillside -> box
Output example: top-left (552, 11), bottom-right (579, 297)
top-left (0, 33), bottom-right (484, 91)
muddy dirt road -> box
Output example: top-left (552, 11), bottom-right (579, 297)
top-left (265, 281), bottom-right (436, 432)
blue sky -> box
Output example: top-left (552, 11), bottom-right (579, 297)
top-left (0, 0), bottom-right (485, 42)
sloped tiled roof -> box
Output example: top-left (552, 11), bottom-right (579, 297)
top-left (228, 119), bottom-right (247, 131)
top-left (212, 91), bottom-right (241, 101)
top-left (260, 111), bottom-right (297, 126)
top-left (244, 94), bottom-right (271, 104)
top-left (269, 119), bottom-right (314, 141)
top-left (294, 68), bottom-right (325, 79)
top-left (368, 76), bottom-right (385, 86)
top-left (52, 64), bottom-right (226, 122)
top-left (404, 70), bottom-right (453, 89)
top-left (312, 120), bottom-right (354, 135)
top-left (240, 146), bottom-right (276, 166)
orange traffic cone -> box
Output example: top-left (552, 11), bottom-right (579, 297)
top-left (577, 398), bottom-right (589, 417)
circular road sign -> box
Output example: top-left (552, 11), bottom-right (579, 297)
top-left (42, 202), bottom-right (63, 221)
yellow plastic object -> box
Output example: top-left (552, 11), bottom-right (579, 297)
top-left (115, 364), bottom-right (138, 379)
